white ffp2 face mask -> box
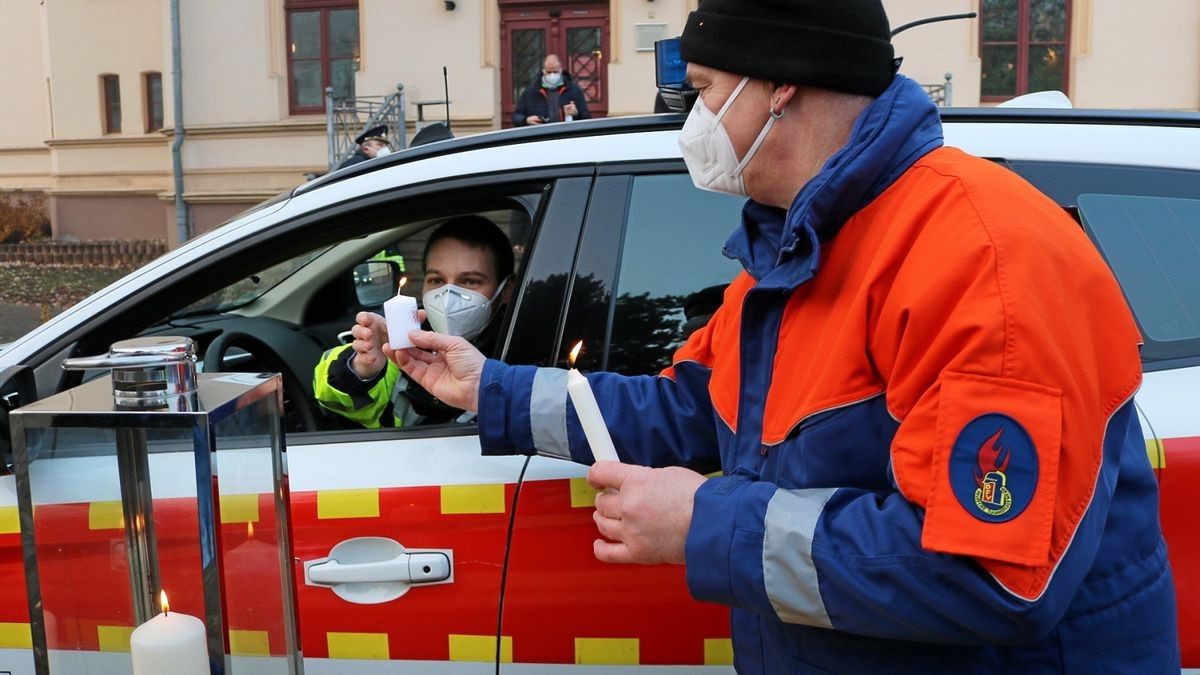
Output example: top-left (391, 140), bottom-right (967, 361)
top-left (677, 77), bottom-right (782, 196)
top-left (422, 278), bottom-right (507, 342)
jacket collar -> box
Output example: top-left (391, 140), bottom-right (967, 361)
top-left (723, 75), bottom-right (944, 288)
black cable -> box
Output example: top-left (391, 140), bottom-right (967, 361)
top-left (494, 454), bottom-right (531, 672)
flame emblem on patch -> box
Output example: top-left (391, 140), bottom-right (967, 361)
top-left (973, 427), bottom-right (1013, 516)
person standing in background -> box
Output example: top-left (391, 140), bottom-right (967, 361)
top-left (512, 54), bottom-right (591, 126)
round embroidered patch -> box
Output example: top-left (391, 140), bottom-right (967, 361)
top-left (948, 413), bottom-right (1039, 523)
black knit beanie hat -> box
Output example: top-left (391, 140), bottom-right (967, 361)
top-left (680, 0), bottom-right (896, 98)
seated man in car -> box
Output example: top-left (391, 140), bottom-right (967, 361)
top-left (313, 215), bottom-right (514, 427)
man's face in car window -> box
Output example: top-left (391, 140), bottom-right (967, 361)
top-left (423, 237), bottom-right (501, 299)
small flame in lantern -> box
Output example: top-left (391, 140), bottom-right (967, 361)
top-left (568, 340), bottom-right (583, 367)
top-left (160, 590), bottom-right (170, 615)
top-left (247, 521), bottom-right (255, 539)
top-left (397, 276), bottom-right (408, 292)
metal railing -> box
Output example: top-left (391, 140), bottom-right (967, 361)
top-left (923, 73), bottom-right (954, 107)
top-left (325, 83), bottom-right (407, 169)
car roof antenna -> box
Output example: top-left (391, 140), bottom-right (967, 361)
top-left (890, 12), bottom-right (977, 38)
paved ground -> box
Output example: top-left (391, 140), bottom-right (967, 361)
top-left (0, 303), bottom-right (60, 343)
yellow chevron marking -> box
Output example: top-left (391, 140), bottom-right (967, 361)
top-left (97, 625), bottom-right (134, 652)
top-left (0, 506), bottom-right (20, 535)
top-left (0, 622), bottom-right (31, 649)
top-left (230, 629), bottom-right (270, 656)
top-left (317, 489), bottom-right (379, 520)
top-left (1146, 438), bottom-right (1165, 469)
top-left (570, 477), bottom-right (601, 508)
top-left (88, 501), bottom-right (124, 530)
top-left (704, 638), bottom-right (734, 665)
top-left (449, 634), bottom-right (513, 662)
top-left (219, 494), bottom-right (260, 524)
top-left (327, 631), bottom-right (389, 660)
top-left (575, 637), bottom-right (639, 665)
top-left (440, 484), bottom-right (505, 514)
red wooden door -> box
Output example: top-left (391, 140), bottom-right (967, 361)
top-left (500, 2), bottom-right (609, 127)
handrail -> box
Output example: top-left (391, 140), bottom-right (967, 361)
top-left (325, 83), bottom-right (408, 169)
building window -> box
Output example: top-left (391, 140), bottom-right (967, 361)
top-left (144, 72), bottom-right (164, 132)
top-left (980, 0), bottom-right (1070, 101)
top-left (101, 74), bottom-right (121, 134)
top-left (285, 0), bottom-right (359, 114)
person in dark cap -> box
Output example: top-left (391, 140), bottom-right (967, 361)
top-left (386, 2), bottom-right (1177, 673)
top-left (337, 124), bottom-right (393, 169)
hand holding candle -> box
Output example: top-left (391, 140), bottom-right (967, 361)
top-left (384, 276), bottom-right (419, 350)
top-left (130, 590), bottom-right (209, 675)
top-left (565, 341), bottom-right (620, 463)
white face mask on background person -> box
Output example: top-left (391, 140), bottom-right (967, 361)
top-left (422, 278), bottom-right (507, 342)
top-left (543, 71), bottom-right (563, 88)
top-left (677, 76), bottom-right (783, 196)
top-left (374, 145), bottom-right (392, 158)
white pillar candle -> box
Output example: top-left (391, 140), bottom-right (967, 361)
top-left (384, 294), bottom-right (419, 349)
top-left (565, 341), bottom-right (620, 463)
top-left (130, 592), bottom-right (209, 675)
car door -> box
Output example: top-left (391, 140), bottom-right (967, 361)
top-left (288, 175), bottom-right (594, 670)
top-left (499, 166), bottom-right (745, 671)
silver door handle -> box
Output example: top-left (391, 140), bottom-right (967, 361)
top-left (303, 536), bottom-right (454, 604)
top-left (307, 551), bottom-right (450, 584)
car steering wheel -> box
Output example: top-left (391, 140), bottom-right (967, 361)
top-left (202, 329), bottom-right (320, 433)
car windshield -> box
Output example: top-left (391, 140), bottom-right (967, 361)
top-left (174, 246), bottom-right (332, 316)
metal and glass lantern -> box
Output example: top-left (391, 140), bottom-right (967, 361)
top-left (9, 337), bottom-right (301, 674)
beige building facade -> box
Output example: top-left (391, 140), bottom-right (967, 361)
top-left (1, 0), bottom-right (1198, 244)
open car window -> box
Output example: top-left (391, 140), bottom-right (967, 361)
top-left (133, 188), bottom-right (547, 436)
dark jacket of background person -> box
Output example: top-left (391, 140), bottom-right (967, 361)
top-left (336, 149), bottom-right (371, 170)
top-left (512, 72), bottom-right (591, 126)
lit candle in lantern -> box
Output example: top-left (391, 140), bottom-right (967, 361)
top-left (565, 341), bottom-right (620, 463)
top-left (384, 276), bottom-right (419, 350)
top-left (130, 590), bottom-right (209, 675)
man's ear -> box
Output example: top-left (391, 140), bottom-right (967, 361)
top-left (770, 83), bottom-right (799, 115)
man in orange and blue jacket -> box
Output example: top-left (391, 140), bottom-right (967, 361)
top-left (389, 1), bottom-right (1179, 671)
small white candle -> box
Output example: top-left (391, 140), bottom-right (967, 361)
top-left (564, 341), bottom-right (620, 463)
top-left (384, 277), bottom-right (419, 350)
top-left (130, 591), bottom-right (209, 675)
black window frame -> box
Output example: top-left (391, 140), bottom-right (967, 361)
top-left (143, 72), bottom-right (164, 132)
top-left (980, 0), bottom-right (1072, 102)
top-left (285, 0), bottom-right (360, 115)
top-left (100, 74), bottom-right (121, 134)
top-left (559, 161), bottom-right (747, 376)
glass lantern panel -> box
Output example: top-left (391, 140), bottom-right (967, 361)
top-left (214, 386), bottom-right (291, 672)
top-left (24, 425), bottom-right (197, 674)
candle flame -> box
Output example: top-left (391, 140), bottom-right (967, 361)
top-left (247, 521), bottom-right (255, 539)
top-left (397, 276), bottom-right (408, 292)
top-left (160, 590), bottom-right (170, 615)
top-left (568, 340), bottom-right (583, 367)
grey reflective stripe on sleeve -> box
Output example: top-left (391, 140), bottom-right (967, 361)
top-left (530, 368), bottom-right (571, 459)
top-left (763, 487), bottom-right (837, 628)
